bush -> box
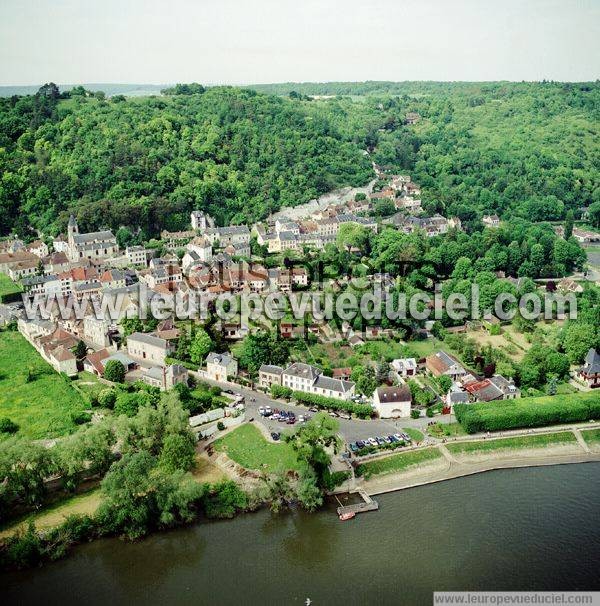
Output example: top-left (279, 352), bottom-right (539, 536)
top-left (0, 418), bottom-right (19, 434)
top-left (165, 357), bottom-right (199, 371)
top-left (201, 480), bottom-right (248, 519)
top-left (97, 388), bottom-right (117, 409)
top-left (271, 385), bottom-right (293, 399)
top-left (70, 411), bottom-right (92, 425)
top-left (292, 391), bottom-right (373, 419)
top-left (410, 409), bottom-right (421, 419)
top-left (217, 421), bottom-right (225, 431)
top-left (455, 391), bottom-right (600, 433)
top-left (103, 360), bottom-right (125, 383)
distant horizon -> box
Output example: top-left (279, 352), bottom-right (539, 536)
top-left (1, 1), bottom-right (598, 85)
top-left (1, 77), bottom-right (598, 89)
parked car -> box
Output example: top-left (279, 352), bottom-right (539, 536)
top-left (264, 406), bottom-right (272, 415)
top-left (389, 435), bottom-right (398, 443)
top-left (298, 415), bottom-right (306, 423)
top-left (382, 436), bottom-right (392, 444)
top-left (368, 438), bottom-right (378, 446)
top-left (376, 437), bottom-right (386, 446)
top-left (287, 417), bottom-right (296, 424)
top-left (328, 411), bottom-right (339, 418)
top-left (258, 406), bottom-right (266, 415)
top-left (271, 413), bottom-right (280, 421)
top-left (393, 433), bottom-right (403, 442)
top-left (349, 443), bottom-right (359, 453)
top-left (271, 432), bottom-right (280, 441)
top-left (309, 407), bottom-right (318, 413)
top-left (356, 440), bottom-right (365, 449)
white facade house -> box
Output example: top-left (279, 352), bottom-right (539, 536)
top-left (280, 362), bottom-right (355, 400)
top-left (205, 352), bottom-right (238, 381)
top-left (373, 385), bottom-right (412, 419)
top-left (391, 358), bottom-right (417, 378)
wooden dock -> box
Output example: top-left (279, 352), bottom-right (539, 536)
top-left (336, 489), bottom-right (379, 516)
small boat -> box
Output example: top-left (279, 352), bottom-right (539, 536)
top-left (339, 511), bottom-right (356, 521)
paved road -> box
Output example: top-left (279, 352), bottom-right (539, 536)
top-left (191, 371), bottom-right (454, 443)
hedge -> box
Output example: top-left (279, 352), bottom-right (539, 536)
top-left (455, 391), bottom-right (600, 434)
top-left (292, 391), bottom-right (373, 419)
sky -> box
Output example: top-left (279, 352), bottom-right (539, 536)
top-left (0, 0), bottom-right (599, 85)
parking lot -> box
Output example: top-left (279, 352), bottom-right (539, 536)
top-left (196, 375), bottom-right (455, 445)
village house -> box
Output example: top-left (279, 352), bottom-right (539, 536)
top-left (482, 214), bottom-right (501, 228)
top-left (126, 332), bottom-right (172, 365)
top-left (391, 358), bottom-right (418, 378)
top-left (205, 352), bottom-right (238, 381)
top-left (579, 348), bottom-right (600, 388)
top-left (258, 364), bottom-right (284, 389)
top-left (18, 322), bottom-right (79, 377)
top-left (464, 375), bottom-right (520, 402)
top-left (8, 258), bottom-right (39, 281)
top-left (426, 351), bottom-right (467, 381)
top-left (373, 385), bottom-right (412, 419)
top-left (100, 269), bottom-right (126, 290)
top-left (26, 240), bottom-right (49, 258)
top-left (279, 362), bottom-right (355, 400)
top-left (142, 364), bottom-right (189, 391)
top-left (204, 225), bottom-right (250, 250)
top-left (66, 216), bottom-right (118, 262)
top-left (126, 246), bottom-right (150, 267)
top-left (557, 278), bottom-right (584, 294)
top-left (0, 250), bottom-right (41, 274)
top-left (21, 274), bottom-right (63, 298)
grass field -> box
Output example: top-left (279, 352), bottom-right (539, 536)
top-left (0, 331), bottom-right (87, 439)
top-left (446, 431), bottom-right (577, 455)
top-left (356, 447), bottom-right (442, 478)
top-left (402, 427), bottom-right (424, 442)
top-left (0, 273), bottom-right (22, 301)
top-left (213, 423), bottom-right (303, 473)
top-left (427, 422), bottom-right (467, 438)
top-left (0, 488), bottom-right (101, 538)
top-left (581, 428), bottom-right (600, 445)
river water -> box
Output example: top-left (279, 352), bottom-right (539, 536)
top-left (2, 463), bottom-right (600, 605)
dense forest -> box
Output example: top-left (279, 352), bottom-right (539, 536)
top-left (0, 80), bottom-right (598, 238)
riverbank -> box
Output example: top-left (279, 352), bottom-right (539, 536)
top-left (360, 442), bottom-right (600, 496)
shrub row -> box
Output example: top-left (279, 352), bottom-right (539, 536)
top-left (291, 391), bottom-right (373, 419)
top-left (455, 392), bottom-right (600, 434)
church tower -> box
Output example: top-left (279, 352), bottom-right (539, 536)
top-left (67, 214), bottom-right (78, 243)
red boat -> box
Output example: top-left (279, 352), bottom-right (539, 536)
top-left (339, 511), bottom-right (356, 521)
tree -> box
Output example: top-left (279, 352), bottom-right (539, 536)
top-left (159, 433), bottom-right (196, 472)
top-left (350, 366), bottom-right (377, 396)
top-left (73, 340), bottom-right (87, 360)
top-left (189, 328), bottom-right (213, 365)
top-left (438, 375), bottom-right (452, 393)
top-left (103, 359), bottom-right (125, 383)
top-left (588, 201), bottom-right (600, 229)
top-left (284, 412), bottom-right (341, 492)
top-left (97, 451), bottom-right (203, 539)
top-left (0, 438), bottom-right (54, 516)
top-left (238, 330), bottom-right (290, 377)
top-left (562, 323), bottom-right (598, 364)
top-left (0, 417), bottom-right (19, 434)
top-left (564, 209), bottom-right (574, 240)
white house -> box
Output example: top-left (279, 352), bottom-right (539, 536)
top-left (391, 358), bottom-right (417, 378)
top-left (205, 352), bottom-right (238, 381)
top-left (373, 385), bottom-right (412, 419)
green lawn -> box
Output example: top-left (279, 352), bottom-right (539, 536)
top-left (356, 447), bottom-right (442, 479)
top-left (213, 423), bottom-right (303, 474)
top-left (0, 331), bottom-right (87, 439)
top-left (427, 422), bottom-right (466, 438)
top-left (0, 272), bottom-right (22, 302)
top-left (446, 431), bottom-right (577, 455)
top-left (581, 428), bottom-right (600, 444)
top-left (403, 427), bottom-right (424, 442)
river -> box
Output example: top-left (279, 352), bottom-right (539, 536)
top-left (2, 463), bottom-right (600, 605)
